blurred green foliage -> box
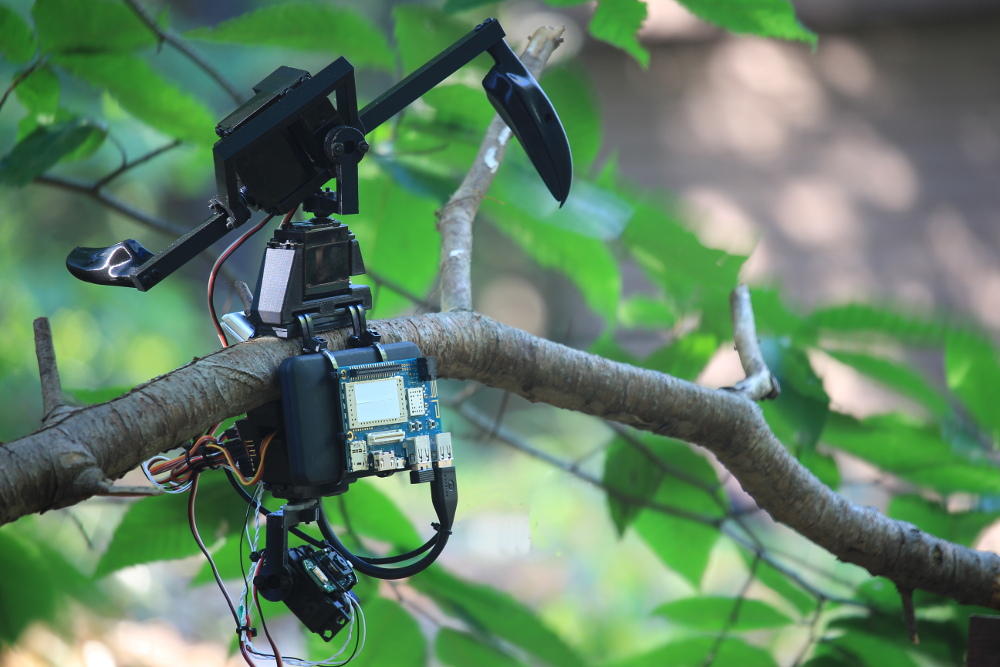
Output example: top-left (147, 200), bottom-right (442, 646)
top-left (0, 0), bottom-right (997, 665)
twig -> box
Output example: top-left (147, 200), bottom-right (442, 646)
top-left (437, 26), bottom-right (565, 312)
top-left (94, 139), bottom-right (182, 188)
top-left (33, 318), bottom-right (71, 423)
top-left (898, 585), bottom-right (920, 645)
top-left (121, 0), bottom-right (243, 105)
top-left (724, 284), bottom-right (780, 400)
top-left (34, 174), bottom-right (187, 238)
top-left (454, 401), bottom-right (722, 527)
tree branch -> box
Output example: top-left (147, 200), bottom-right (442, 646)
top-left (437, 26), bottom-right (565, 312)
top-left (121, 0), bottom-right (244, 105)
top-left (2, 310), bottom-right (999, 611)
top-left (725, 284), bottom-right (780, 400)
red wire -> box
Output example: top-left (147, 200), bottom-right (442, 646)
top-left (207, 212), bottom-right (280, 348)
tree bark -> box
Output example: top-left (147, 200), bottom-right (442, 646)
top-left (2, 310), bottom-right (999, 610)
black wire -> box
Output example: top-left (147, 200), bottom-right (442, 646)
top-left (317, 504), bottom-right (449, 580)
top-left (224, 469), bottom-right (325, 548)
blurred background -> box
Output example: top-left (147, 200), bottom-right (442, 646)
top-left (1, 0), bottom-right (999, 665)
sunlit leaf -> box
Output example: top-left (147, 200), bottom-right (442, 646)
top-left (186, 3), bottom-right (392, 71)
top-left (945, 330), bottom-right (1000, 443)
top-left (653, 596), bottom-right (794, 631)
top-left (413, 567), bottom-right (585, 667)
top-left (589, 0), bottom-right (649, 67)
top-left (807, 303), bottom-right (950, 346)
top-left (96, 474), bottom-right (247, 577)
top-left (677, 0), bottom-right (817, 46)
top-left (0, 118), bottom-right (104, 186)
top-left (53, 53), bottom-right (217, 145)
top-left (0, 5), bottom-right (35, 64)
top-left (889, 495), bottom-right (1000, 548)
top-left (827, 349), bottom-right (949, 418)
top-left (626, 437), bottom-right (724, 587)
top-left (394, 6), bottom-right (481, 75)
top-left (352, 167), bottom-right (441, 318)
top-left (610, 637), bottom-right (778, 667)
top-left (14, 65), bottom-right (60, 118)
top-left (308, 597), bottom-right (424, 666)
top-left (539, 65), bottom-right (603, 172)
top-left (617, 295), bottom-right (677, 331)
top-left (443, 0), bottom-right (498, 12)
top-left (325, 478), bottom-right (423, 548)
top-left (643, 332), bottom-right (719, 381)
top-left (436, 628), bottom-right (524, 667)
top-left (485, 193), bottom-right (621, 324)
top-left (822, 413), bottom-right (1000, 495)
top-left (33, 0), bottom-right (156, 54)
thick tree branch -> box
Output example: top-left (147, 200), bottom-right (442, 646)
top-left (2, 310), bottom-right (999, 611)
top-left (437, 26), bottom-right (565, 312)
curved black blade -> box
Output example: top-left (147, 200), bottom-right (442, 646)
top-left (484, 41), bottom-right (572, 205)
top-left (66, 239), bottom-right (153, 288)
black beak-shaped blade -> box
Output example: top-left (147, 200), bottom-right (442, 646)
top-left (66, 239), bottom-right (154, 288)
top-left (483, 41), bottom-right (572, 206)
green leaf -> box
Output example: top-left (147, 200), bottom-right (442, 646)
top-left (186, 3), bottom-right (392, 71)
top-left (814, 631), bottom-right (920, 667)
top-left (653, 596), bottom-right (794, 631)
top-left (53, 53), bottom-right (217, 145)
top-left (352, 166), bottom-right (441, 317)
top-left (945, 331), bottom-right (1000, 442)
top-left (623, 436), bottom-right (724, 587)
top-left (33, 0), bottom-right (156, 54)
top-left (759, 337), bottom-right (829, 453)
top-left (748, 555), bottom-right (817, 615)
top-left (485, 196), bottom-right (621, 323)
top-left (826, 349), bottom-right (949, 417)
top-left (96, 474), bottom-right (247, 577)
top-left (412, 567), bottom-right (585, 667)
top-left (436, 628), bottom-right (524, 667)
top-left (806, 303), bottom-right (950, 346)
top-left (394, 7), bottom-right (479, 74)
top-left (65, 385), bottom-right (130, 405)
top-left (0, 527), bottom-right (61, 646)
top-left (308, 597), bottom-right (425, 666)
top-left (443, 0), bottom-right (499, 13)
top-left (889, 494), bottom-right (1000, 548)
top-left (677, 0), bottom-right (817, 46)
top-left (617, 295), bottom-right (677, 330)
top-left (15, 65), bottom-right (60, 119)
top-left (643, 332), bottom-right (719, 381)
top-left (610, 637), bottom-right (778, 667)
top-left (0, 5), bottom-right (35, 63)
top-left (0, 118), bottom-right (104, 185)
top-left (822, 413), bottom-right (1000, 495)
top-left (589, 0), bottom-right (650, 67)
top-left (538, 65), bottom-right (603, 172)
top-left (325, 478), bottom-right (423, 548)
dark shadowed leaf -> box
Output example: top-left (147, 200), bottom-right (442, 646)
top-left (185, 3), bottom-right (392, 71)
top-left (589, 0), bottom-right (650, 67)
top-left (324, 478), bottom-right (422, 548)
top-left (0, 5), bottom-right (35, 64)
top-left (412, 567), bottom-right (585, 667)
top-left (0, 118), bottom-right (104, 185)
top-left (759, 337), bottom-right (829, 454)
top-left (33, 0), bottom-right (156, 53)
top-left (677, 0), bottom-right (817, 45)
top-left (0, 527), bottom-right (60, 646)
top-left (53, 53), bottom-right (217, 145)
top-left (653, 596), bottom-right (794, 631)
top-left (394, 6), bottom-right (481, 75)
top-left (436, 628), bottom-right (525, 667)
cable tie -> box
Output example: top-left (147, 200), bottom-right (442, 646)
top-left (431, 522), bottom-right (452, 536)
top-left (237, 625), bottom-right (257, 638)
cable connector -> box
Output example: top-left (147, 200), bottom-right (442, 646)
top-left (430, 466), bottom-right (458, 533)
